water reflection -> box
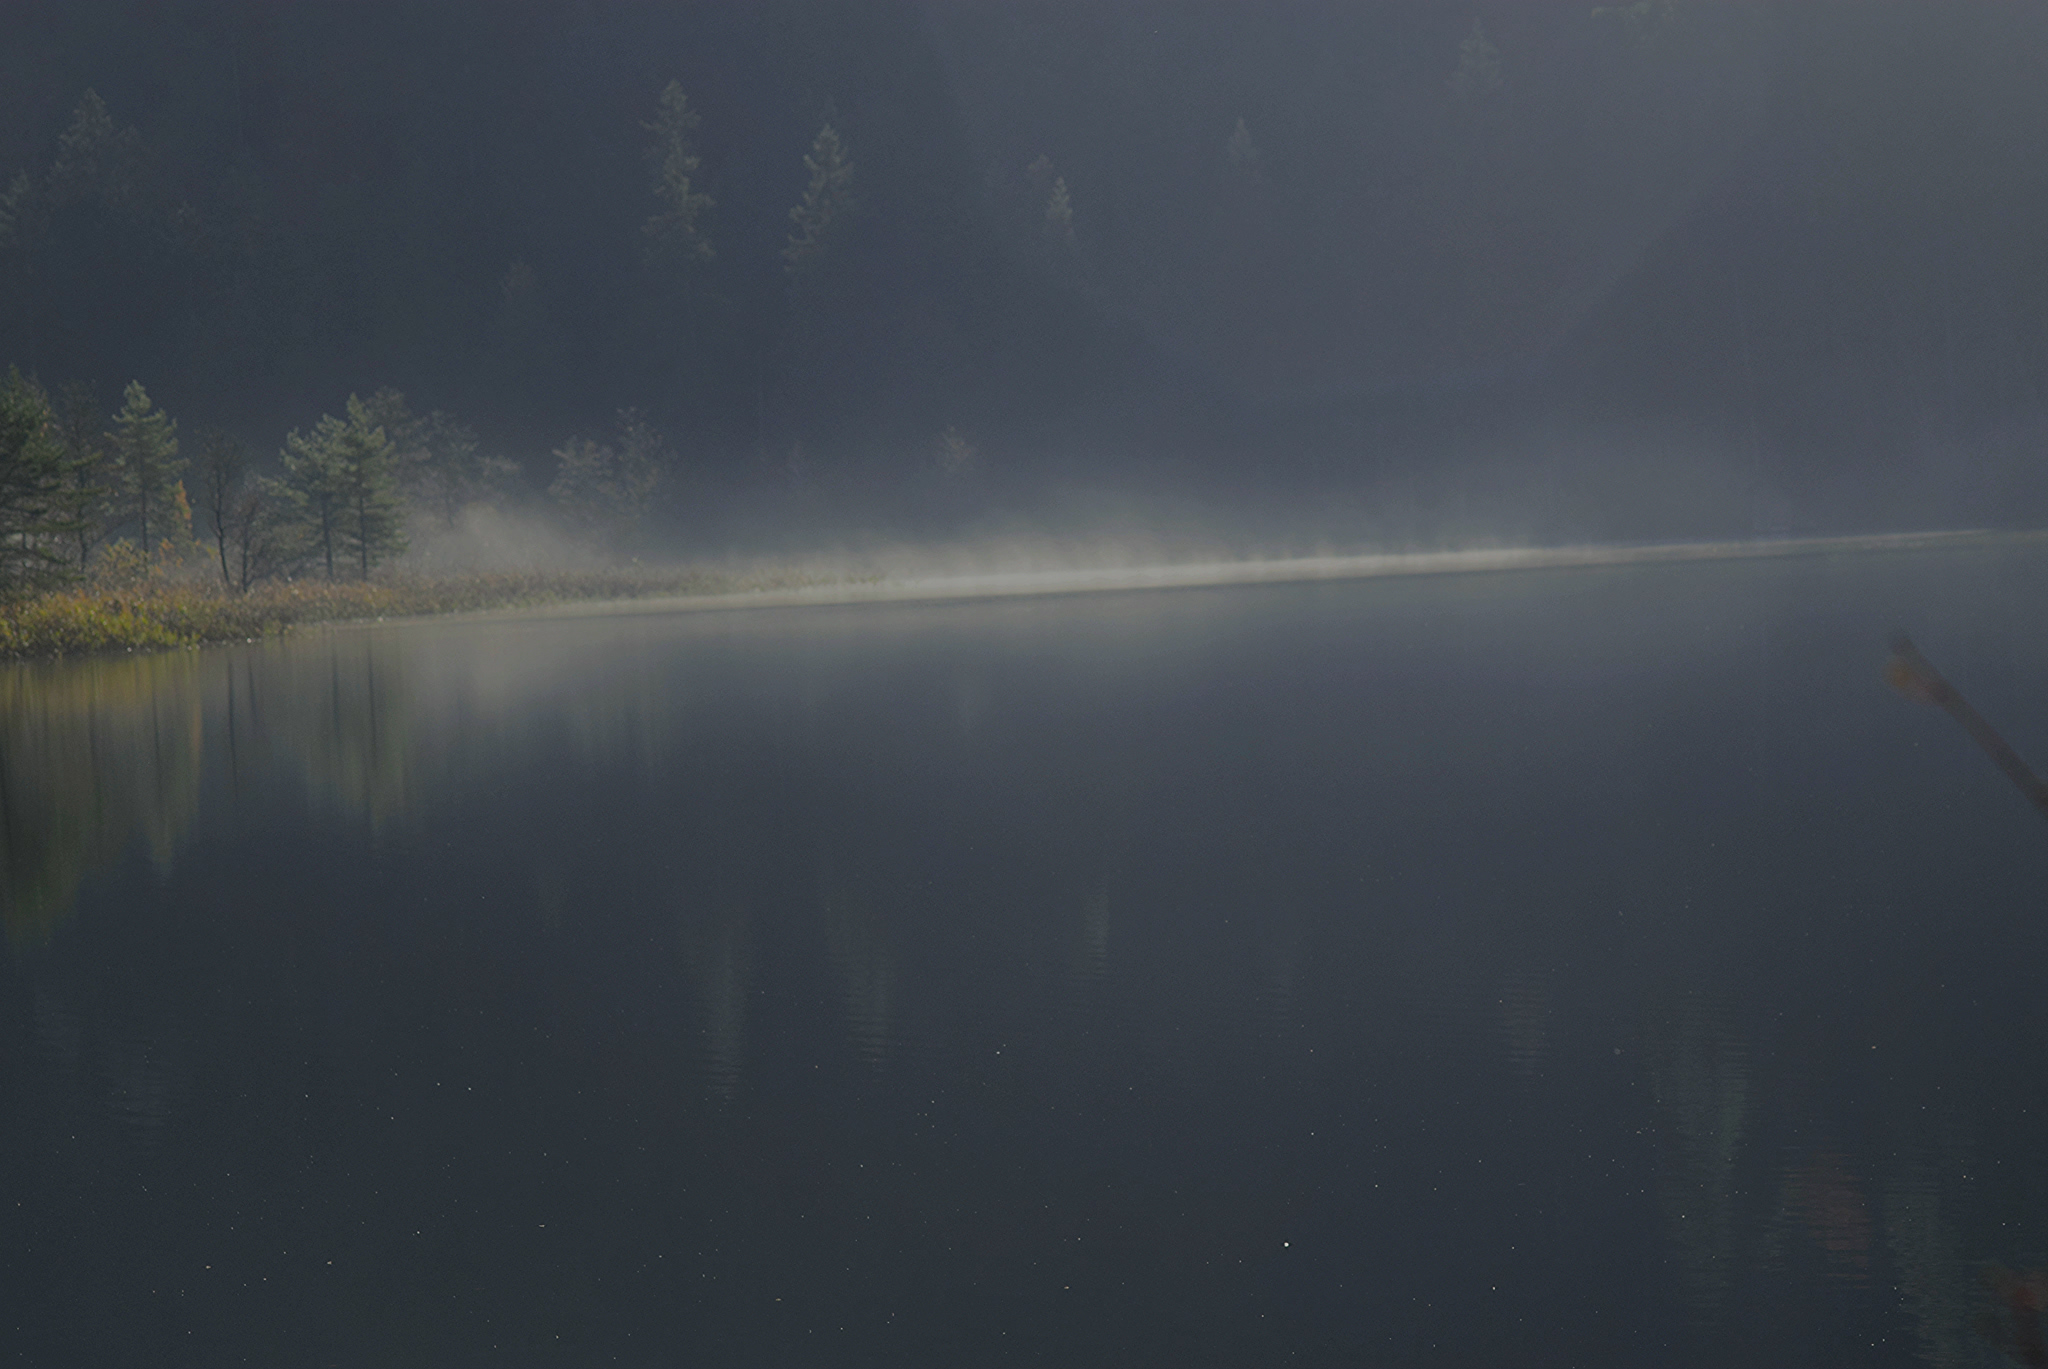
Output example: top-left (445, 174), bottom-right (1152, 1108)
top-left (1781, 1150), bottom-right (1874, 1277)
top-left (1980, 1265), bottom-right (2048, 1368)
top-left (0, 653), bottom-right (204, 942)
top-left (5, 556), bottom-right (2048, 1365)
top-left (821, 872), bottom-right (899, 1071)
top-left (1884, 1156), bottom-right (1981, 1369)
top-left (1645, 992), bottom-right (1752, 1309)
top-left (1068, 889), bottom-right (1111, 999)
top-left (0, 623), bottom-right (678, 941)
top-left (264, 638), bottom-right (416, 825)
top-left (681, 902), bottom-right (750, 1100)
top-left (0, 642), bottom-right (380, 941)
top-left (1634, 985), bottom-right (2018, 1361)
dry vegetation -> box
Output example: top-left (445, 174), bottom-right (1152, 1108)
top-left (0, 567), bottom-right (812, 661)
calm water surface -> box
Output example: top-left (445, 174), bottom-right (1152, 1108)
top-left (7, 548), bottom-right (2048, 1366)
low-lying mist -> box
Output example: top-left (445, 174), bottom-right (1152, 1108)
top-left (393, 411), bottom-right (2044, 604)
top-left (366, 426), bottom-right (2048, 626)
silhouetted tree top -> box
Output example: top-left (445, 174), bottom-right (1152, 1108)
top-left (783, 123), bottom-right (855, 278)
top-left (107, 380), bottom-right (184, 553)
top-left (280, 395), bottom-right (404, 581)
top-left (643, 82), bottom-right (715, 267)
top-left (48, 89), bottom-right (144, 210)
top-left (0, 369), bottom-right (85, 596)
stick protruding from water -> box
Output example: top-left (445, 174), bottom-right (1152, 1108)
top-left (1887, 633), bottom-right (2048, 822)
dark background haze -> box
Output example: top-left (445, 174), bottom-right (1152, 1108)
top-left (4, 1), bottom-right (2046, 546)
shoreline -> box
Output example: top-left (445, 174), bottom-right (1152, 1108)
top-left (5, 528), bottom-right (2040, 662)
top-left (0, 567), bottom-right (802, 662)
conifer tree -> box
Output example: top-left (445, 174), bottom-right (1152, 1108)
top-left (0, 172), bottom-right (33, 252)
top-left (281, 395), bottom-right (405, 580)
top-left (0, 369), bottom-right (82, 596)
top-left (1023, 155), bottom-right (1079, 274)
top-left (107, 380), bottom-right (184, 553)
top-left (359, 387), bottom-right (429, 514)
top-left (335, 396), bottom-right (406, 579)
top-left (280, 417), bottom-right (343, 581)
top-left (48, 89), bottom-right (143, 211)
top-left (0, 87), bottom-right (146, 258)
top-left (360, 387), bottom-right (425, 459)
top-left (549, 409), bottom-right (664, 545)
top-left (359, 388), bottom-right (512, 529)
top-left (783, 123), bottom-right (855, 278)
top-left (53, 381), bottom-right (109, 570)
top-left (1449, 20), bottom-right (1504, 98)
top-left (1043, 176), bottom-right (1077, 255)
top-left (413, 416), bottom-right (515, 529)
top-left (643, 82), bottom-right (714, 267)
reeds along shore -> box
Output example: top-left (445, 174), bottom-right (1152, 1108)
top-left (0, 568), bottom-right (770, 660)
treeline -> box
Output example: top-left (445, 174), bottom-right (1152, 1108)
top-left (0, 70), bottom-right (982, 602)
top-left (0, 370), bottom-right (529, 597)
top-left (0, 351), bottom-right (756, 601)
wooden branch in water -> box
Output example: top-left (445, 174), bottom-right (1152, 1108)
top-left (1887, 633), bottom-right (2048, 822)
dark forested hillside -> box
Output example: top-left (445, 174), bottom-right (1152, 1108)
top-left (2, 1), bottom-right (2045, 532)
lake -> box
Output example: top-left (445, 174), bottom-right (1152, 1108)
top-left (6, 545), bottom-right (2048, 1367)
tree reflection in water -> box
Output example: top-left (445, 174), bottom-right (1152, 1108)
top-left (1, 632), bottom-right (438, 942)
top-left (0, 652), bottom-right (205, 943)
top-left (7, 567), bottom-right (2048, 1363)
top-left (1645, 990), bottom-right (1752, 1312)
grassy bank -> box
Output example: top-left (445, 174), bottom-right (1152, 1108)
top-left (0, 568), bottom-right (805, 660)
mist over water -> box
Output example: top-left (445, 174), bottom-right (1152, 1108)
top-left (7, 543), bottom-right (2048, 1365)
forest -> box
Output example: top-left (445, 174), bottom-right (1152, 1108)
top-left (3, 1), bottom-right (2048, 607)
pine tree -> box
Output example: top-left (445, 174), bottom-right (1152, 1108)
top-left (1043, 177), bottom-right (1077, 255)
top-left (783, 123), bottom-right (856, 278)
top-left (549, 409), bottom-right (664, 545)
top-left (107, 380), bottom-right (184, 553)
top-left (0, 369), bottom-right (82, 597)
top-left (280, 416), bottom-right (343, 581)
top-left (281, 395), bottom-right (406, 580)
top-left (360, 388), bottom-right (425, 460)
top-left (0, 172), bottom-right (34, 251)
top-left (1449, 20), bottom-right (1504, 99)
top-left (47, 89), bottom-right (144, 211)
top-left (1023, 155), bottom-right (1078, 274)
top-left (53, 381), bottom-right (110, 570)
top-left (359, 388), bottom-right (512, 529)
top-left (336, 396), bottom-right (405, 579)
top-left (359, 387), bottom-right (428, 510)
top-left (643, 82), bottom-right (714, 267)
